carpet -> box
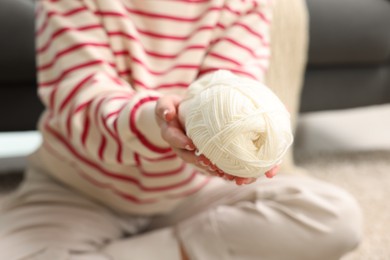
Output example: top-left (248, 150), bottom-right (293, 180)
top-left (295, 150), bottom-right (390, 260)
top-left (1, 150), bottom-right (389, 259)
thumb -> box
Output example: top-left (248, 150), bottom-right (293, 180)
top-left (156, 95), bottom-right (182, 122)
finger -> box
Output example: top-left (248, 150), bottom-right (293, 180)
top-left (223, 173), bottom-right (235, 181)
top-left (235, 176), bottom-right (257, 185)
top-left (208, 164), bottom-right (218, 172)
top-left (197, 154), bottom-right (211, 167)
top-left (156, 95), bottom-right (182, 122)
top-left (246, 178), bottom-right (257, 184)
top-left (265, 165), bottom-right (280, 178)
top-left (160, 122), bottom-right (195, 150)
top-left (172, 148), bottom-right (198, 164)
top-left (235, 177), bottom-right (247, 185)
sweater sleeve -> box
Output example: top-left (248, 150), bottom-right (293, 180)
top-left (198, 0), bottom-right (272, 82)
top-left (36, 0), bottom-right (171, 164)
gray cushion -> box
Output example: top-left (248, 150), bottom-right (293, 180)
top-left (301, 66), bottom-right (390, 112)
top-left (307, 0), bottom-right (390, 65)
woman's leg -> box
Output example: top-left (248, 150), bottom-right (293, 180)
top-left (0, 165), bottom-right (150, 260)
top-left (172, 176), bottom-right (362, 260)
top-left (264, 0), bottom-right (309, 175)
top-left (102, 176), bottom-right (362, 260)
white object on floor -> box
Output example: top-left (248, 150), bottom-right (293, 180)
top-left (295, 104), bottom-right (390, 153)
top-left (0, 131), bottom-right (42, 172)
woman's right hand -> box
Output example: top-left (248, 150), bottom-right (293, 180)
top-left (155, 94), bottom-right (198, 164)
top-left (155, 95), bottom-right (227, 176)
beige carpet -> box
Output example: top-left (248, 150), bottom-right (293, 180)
top-left (295, 150), bottom-right (390, 260)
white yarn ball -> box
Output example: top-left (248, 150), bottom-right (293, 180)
top-left (179, 70), bottom-right (293, 178)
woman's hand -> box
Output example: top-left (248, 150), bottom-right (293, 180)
top-left (155, 94), bottom-right (197, 163)
top-left (155, 94), bottom-right (279, 185)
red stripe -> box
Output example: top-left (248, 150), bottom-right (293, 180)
top-left (39, 60), bottom-right (115, 87)
top-left (93, 97), bottom-right (106, 134)
top-left (114, 45), bottom-right (205, 60)
top-left (74, 100), bottom-right (93, 114)
top-left (199, 67), bottom-right (258, 80)
top-left (81, 115), bottom-right (90, 146)
top-left (49, 85), bottom-right (59, 109)
top-left (131, 57), bottom-right (200, 76)
top-left (107, 74), bottom-right (126, 86)
top-left (252, 11), bottom-right (271, 24)
top-left (113, 118), bottom-right (122, 163)
top-left (66, 103), bottom-right (75, 137)
top-left (101, 111), bottom-right (120, 137)
top-left (214, 21), bottom-right (268, 45)
top-left (38, 43), bottom-right (110, 71)
top-left (104, 109), bottom-right (121, 121)
top-left (43, 143), bottom-right (157, 204)
top-left (118, 69), bottom-right (132, 77)
top-left (99, 96), bottom-right (130, 136)
top-left (36, 7), bottom-right (89, 36)
top-left (136, 25), bottom-right (214, 41)
top-left (66, 99), bottom-right (92, 137)
top-left (107, 31), bottom-right (137, 41)
top-left (98, 135), bottom-right (107, 160)
top-left (108, 25), bottom-right (212, 43)
top-left (207, 52), bottom-right (242, 66)
top-left (37, 24), bottom-right (103, 54)
top-left (251, 1), bottom-right (271, 23)
top-left (123, 5), bottom-right (241, 23)
top-left (95, 95), bottom-right (130, 124)
top-left (116, 57), bottom-right (200, 76)
top-left (109, 31), bottom-right (206, 58)
top-left (134, 153), bottom-right (141, 167)
top-left (94, 11), bottom-right (127, 18)
top-left (129, 97), bottom-right (172, 154)
top-left (171, 0), bottom-right (210, 3)
top-left (58, 73), bottom-right (95, 112)
top-left (211, 36), bottom-right (265, 57)
top-left (131, 78), bottom-right (189, 90)
top-left (234, 22), bottom-right (267, 42)
top-left (141, 162), bottom-right (187, 177)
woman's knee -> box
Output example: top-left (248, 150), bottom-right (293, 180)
top-left (277, 178), bottom-right (363, 259)
top-left (320, 185), bottom-right (363, 258)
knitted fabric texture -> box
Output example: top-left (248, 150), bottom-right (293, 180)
top-left (180, 70), bottom-right (293, 178)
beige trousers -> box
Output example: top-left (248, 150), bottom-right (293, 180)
top-left (0, 159), bottom-right (362, 260)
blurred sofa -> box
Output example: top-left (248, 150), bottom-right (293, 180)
top-left (0, 0), bottom-right (389, 132)
top-left (302, 0), bottom-right (390, 112)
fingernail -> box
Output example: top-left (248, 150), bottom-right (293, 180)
top-left (185, 145), bottom-right (195, 151)
top-left (199, 161), bottom-right (208, 167)
top-left (163, 110), bottom-right (169, 121)
top-left (208, 165), bottom-right (216, 172)
top-left (265, 171), bottom-right (276, 178)
top-left (227, 175), bottom-right (235, 181)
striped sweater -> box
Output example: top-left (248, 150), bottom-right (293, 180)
top-left (35, 0), bottom-right (271, 215)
